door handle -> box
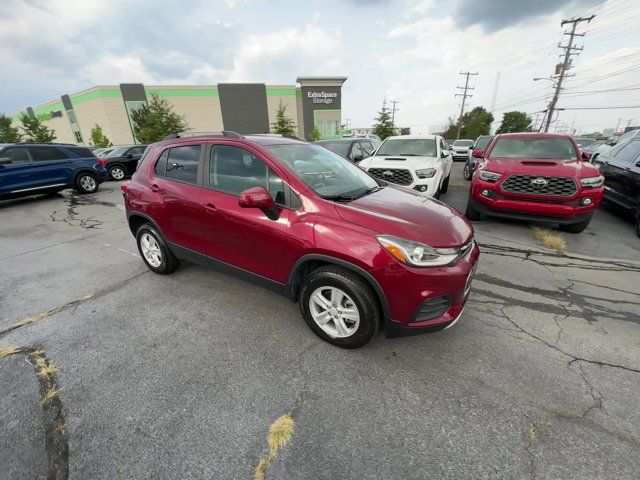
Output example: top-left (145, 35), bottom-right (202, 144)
top-left (204, 203), bottom-right (217, 214)
top-left (150, 183), bottom-right (160, 192)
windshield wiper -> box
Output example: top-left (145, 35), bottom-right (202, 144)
top-left (322, 194), bottom-right (357, 202)
top-left (353, 185), bottom-right (384, 199)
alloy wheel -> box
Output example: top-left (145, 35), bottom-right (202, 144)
top-left (110, 167), bottom-right (125, 180)
top-left (309, 286), bottom-right (360, 338)
top-left (79, 175), bottom-right (97, 192)
top-left (140, 233), bottom-right (162, 268)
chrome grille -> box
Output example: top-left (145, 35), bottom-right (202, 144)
top-left (501, 175), bottom-right (577, 196)
top-left (368, 168), bottom-right (413, 186)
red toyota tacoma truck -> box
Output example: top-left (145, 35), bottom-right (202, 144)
top-left (465, 133), bottom-right (604, 233)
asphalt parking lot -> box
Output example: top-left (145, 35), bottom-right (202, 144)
top-left (2, 163), bottom-right (639, 479)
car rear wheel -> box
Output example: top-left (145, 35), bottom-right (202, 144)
top-left (559, 215), bottom-right (592, 234)
top-left (465, 200), bottom-right (482, 221)
top-left (463, 163), bottom-right (472, 180)
top-left (74, 172), bottom-right (98, 194)
top-left (635, 210), bottom-right (640, 238)
top-left (136, 224), bottom-right (179, 274)
top-left (109, 165), bottom-right (126, 181)
top-left (299, 265), bottom-right (379, 348)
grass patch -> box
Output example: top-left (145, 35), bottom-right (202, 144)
top-left (0, 346), bottom-right (23, 357)
top-left (530, 226), bottom-right (566, 252)
top-left (36, 362), bottom-right (59, 380)
top-left (41, 386), bottom-right (60, 406)
top-left (254, 413), bottom-right (295, 480)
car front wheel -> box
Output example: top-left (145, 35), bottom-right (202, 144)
top-left (465, 200), bottom-right (482, 221)
top-left (463, 163), bottom-right (472, 180)
top-left (299, 266), bottom-right (379, 348)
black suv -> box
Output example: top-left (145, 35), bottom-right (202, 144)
top-left (103, 145), bottom-right (148, 180)
top-left (315, 138), bottom-right (376, 163)
top-left (593, 138), bottom-right (640, 236)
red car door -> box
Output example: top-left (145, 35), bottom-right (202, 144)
top-left (198, 142), bottom-right (300, 284)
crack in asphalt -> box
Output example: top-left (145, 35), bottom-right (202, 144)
top-left (1, 345), bottom-right (69, 480)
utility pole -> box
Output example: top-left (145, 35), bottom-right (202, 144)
top-left (490, 71), bottom-right (501, 114)
top-left (455, 71), bottom-right (478, 139)
top-left (615, 117), bottom-right (621, 133)
top-left (390, 100), bottom-right (399, 132)
top-left (543, 15), bottom-right (595, 133)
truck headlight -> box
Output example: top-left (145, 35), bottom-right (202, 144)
top-left (479, 170), bottom-right (501, 182)
top-left (377, 235), bottom-right (471, 267)
top-left (580, 176), bottom-right (604, 188)
top-left (416, 168), bottom-right (436, 179)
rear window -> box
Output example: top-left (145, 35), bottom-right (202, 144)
top-left (489, 137), bottom-right (578, 161)
top-left (67, 147), bottom-right (95, 158)
top-left (28, 147), bottom-right (68, 161)
top-left (453, 140), bottom-right (474, 147)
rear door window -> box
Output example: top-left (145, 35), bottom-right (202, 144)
top-left (612, 140), bottom-right (640, 163)
top-left (129, 146), bottom-right (146, 156)
top-left (28, 147), bottom-right (68, 161)
top-left (1, 147), bottom-right (31, 163)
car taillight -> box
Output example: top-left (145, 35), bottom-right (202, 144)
top-left (121, 182), bottom-right (129, 194)
top-left (97, 158), bottom-right (106, 167)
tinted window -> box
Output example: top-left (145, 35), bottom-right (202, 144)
top-left (1, 147), bottom-right (31, 163)
top-left (129, 147), bottom-right (146, 156)
top-left (29, 147), bottom-right (68, 161)
top-left (476, 136), bottom-right (494, 150)
top-left (209, 145), bottom-right (285, 205)
top-left (376, 139), bottom-right (437, 157)
top-left (351, 142), bottom-right (363, 160)
top-left (361, 141), bottom-right (374, 155)
top-left (154, 150), bottom-right (169, 176)
top-left (165, 146), bottom-right (200, 184)
top-left (490, 138), bottom-right (578, 161)
top-left (317, 141), bottom-right (351, 157)
top-left (612, 140), bottom-right (640, 163)
top-left (107, 146), bottom-right (130, 157)
top-left (453, 140), bottom-right (474, 147)
top-left (68, 147), bottom-right (95, 158)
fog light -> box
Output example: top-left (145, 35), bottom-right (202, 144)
top-left (420, 186), bottom-right (427, 192)
top-left (581, 197), bottom-right (592, 206)
top-left (481, 189), bottom-right (491, 197)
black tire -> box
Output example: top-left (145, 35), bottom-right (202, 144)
top-left (635, 210), bottom-right (640, 238)
top-left (559, 215), bottom-right (592, 234)
top-left (465, 200), bottom-right (482, 221)
top-left (74, 172), bottom-right (99, 194)
top-left (108, 164), bottom-right (127, 181)
top-left (135, 224), bottom-right (179, 274)
top-left (440, 173), bottom-right (450, 194)
top-left (463, 163), bottom-right (472, 181)
top-left (299, 265), bottom-right (379, 349)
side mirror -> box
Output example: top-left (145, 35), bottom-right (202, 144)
top-left (238, 186), bottom-right (278, 219)
top-left (126, 153), bottom-right (134, 158)
top-left (472, 149), bottom-right (484, 158)
top-left (581, 151), bottom-right (591, 161)
top-left (0, 157), bottom-right (12, 165)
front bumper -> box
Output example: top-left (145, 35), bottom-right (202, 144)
top-left (411, 176), bottom-right (441, 196)
top-left (376, 241), bottom-right (480, 338)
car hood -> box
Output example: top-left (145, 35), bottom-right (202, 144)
top-left (334, 186), bottom-right (473, 248)
top-left (359, 155), bottom-right (440, 170)
top-left (483, 157), bottom-right (600, 177)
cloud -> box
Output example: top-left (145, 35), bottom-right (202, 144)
top-left (451, 0), bottom-right (591, 31)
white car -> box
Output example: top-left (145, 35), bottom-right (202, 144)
top-left (451, 139), bottom-right (474, 160)
top-left (358, 135), bottom-right (453, 197)
top-left (593, 129), bottom-right (640, 161)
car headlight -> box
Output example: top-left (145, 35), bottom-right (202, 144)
top-left (415, 168), bottom-right (436, 179)
top-left (479, 170), bottom-right (502, 182)
top-left (580, 176), bottom-right (604, 188)
top-left (377, 235), bottom-right (470, 267)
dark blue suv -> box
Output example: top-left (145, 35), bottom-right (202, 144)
top-left (0, 143), bottom-right (107, 199)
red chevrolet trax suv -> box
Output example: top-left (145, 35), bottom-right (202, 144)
top-left (465, 133), bottom-right (604, 233)
top-left (123, 132), bottom-right (479, 348)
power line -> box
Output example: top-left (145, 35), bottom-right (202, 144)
top-left (560, 105), bottom-right (640, 110)
top-left (455, 71), bottom-right (478, 139)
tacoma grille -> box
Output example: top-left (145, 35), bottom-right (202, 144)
top-left (368, 168), bottom-right (413, 186)
top-left (501, 175), bottom-right (577, 197)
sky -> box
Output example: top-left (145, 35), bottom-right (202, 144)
top-left (1, 0), bottom-right (639, 135)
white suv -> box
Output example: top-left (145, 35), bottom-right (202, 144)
top-left (358, 135), bottom-right (453, 197)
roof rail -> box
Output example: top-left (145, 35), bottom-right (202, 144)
top-left (14, 142), bottom-right (77, 146)
top-left (162, 131), bottom-right (243, 140)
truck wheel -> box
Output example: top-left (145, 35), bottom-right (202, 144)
top-left (74, 172), bottom-right (99, 194)
top-left (463, 163), bottom-right (472, 180)
top-left (440, 174), bottom-right (450, 193)
top-left (559, 216), bottom-right (592, 234)
top-left (136, 224), bottom-right (179, 274)
top-left (465, 200), bottom-right (482, 221)
top-left (299, 265), bottom-right (379, 349)
top-left (635, 210), bottom-right (640, 238)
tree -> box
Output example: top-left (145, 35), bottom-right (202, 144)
top-left (90, 124), bottom-right (112, 147)
top-left (372, 102), bottom-right (395, 140)
top-left (19, 113), bottom-right (56, 142)
top-left (308, 125), bottom-right (322, 142)
top-left (399, 127), bottom-right (411, 135)
top-left (130, 94), bottom-right (188, 143)
top-left (459, 107), bottom-right (494, 139)
top-left (271, 101), bottom-right (297, 136)
top-left (497, 111), bottom-right (533, 134)
top-left (441, 117), bottom-right (458, 140)
top-left (0, 114), bottom-right (22, 143)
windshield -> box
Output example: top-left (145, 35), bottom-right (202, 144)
top-left (106, 146), bottom-right (129, 157)
top-left (476, 136), bottom-right (494, 150)
top-left (453, 140), bottom-right (474, 147)
top-left (376, 139), bottom-right (437, 157)
top-left (490, 138), bottom-right (578, 160)
top-left (317, 141), bottom-right (351, 157)
top-left (266, 144), bottom-right (378, 199)
top-left (575, 138), bottom-right (597, 147)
